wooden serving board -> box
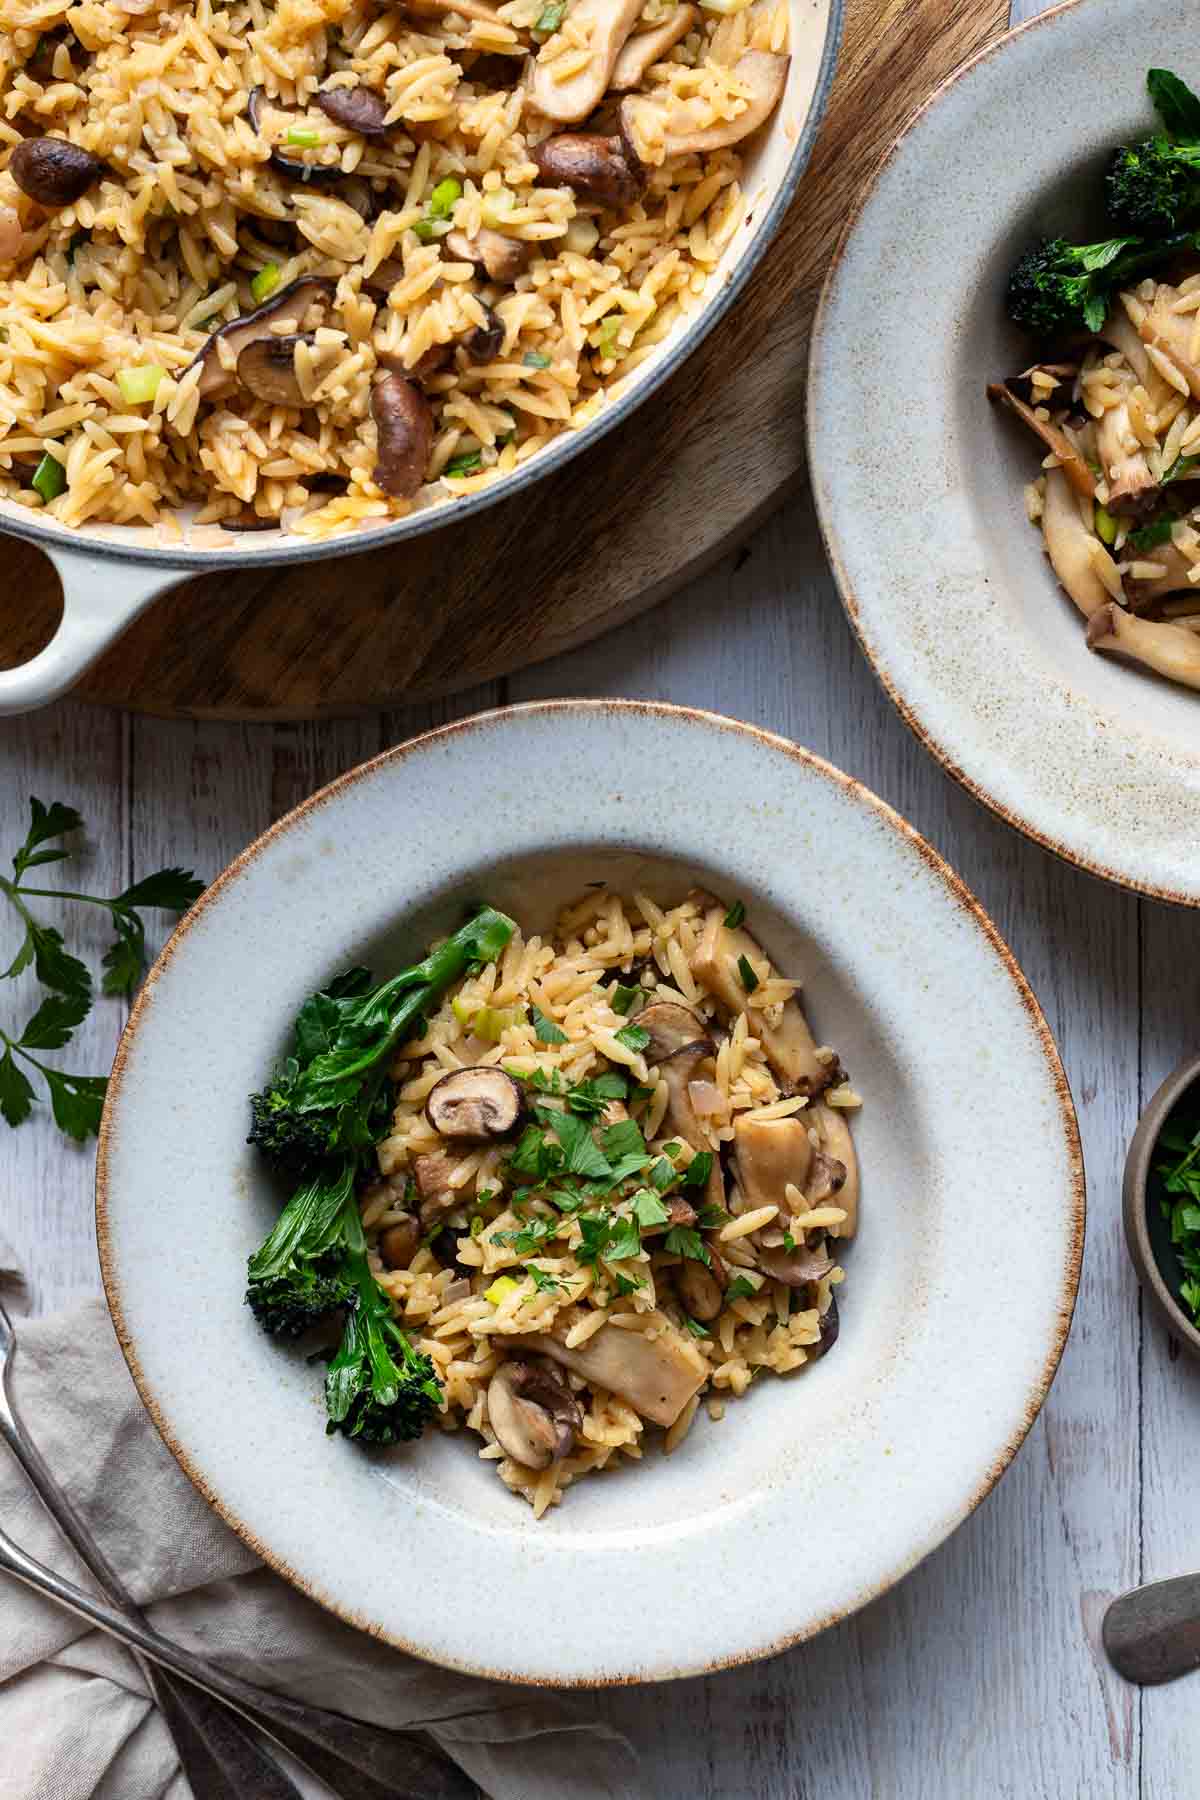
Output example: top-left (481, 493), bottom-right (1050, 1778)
top-left (0, 0), bottom-right (1007, 718)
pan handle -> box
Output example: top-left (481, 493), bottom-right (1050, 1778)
top-left (0, 541), bottom-right (179, 717)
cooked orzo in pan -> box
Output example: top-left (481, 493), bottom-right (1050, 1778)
top-left (0, 0), bottom-right (789, 537)
top-left (245, 889), bottom-right (859, 1516)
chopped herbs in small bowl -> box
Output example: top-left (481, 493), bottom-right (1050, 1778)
top-left (1123, 1055), bottom-right (1200, 1359)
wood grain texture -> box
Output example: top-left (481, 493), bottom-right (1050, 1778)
top-left (8, 0), bottom-right (1200, 1795)
top-left (0, 0), bottom-right (1006, 720)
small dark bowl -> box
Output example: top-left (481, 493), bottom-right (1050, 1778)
top-left (1124, 1054), bottom-right (1200, 1362)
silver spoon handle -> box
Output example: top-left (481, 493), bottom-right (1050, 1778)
top-left (0, 1521), bottom-right (475, 1800)
top-left (1104, 1575), bottom-right (1200, 1685)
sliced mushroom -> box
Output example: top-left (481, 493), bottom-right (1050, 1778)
top-left (371, 373), bottom-right (433, 498)
top-left (528, 0), bottom-right (645, 123)
top-left (757, 1242), bottom-right (834, 1287)
top-left (1086, 602), bottom-right (1200, 690)
top-left (987, 381), bottom-right (1095, 501)
top-left (412, 1149), bottom-right (469, 1229)
top-left (188, 276), bottom-right (335, 402)
top-left (10, 138), bottom-right (103, 208)
top-left (443, 227), bottom-right (530, 284)
top-left (691, 907), bottom-right (828, 1095)
top-left (675, 1244), bottom-right (726, 1322)
top-left (402, 0), bottom-right (504, 24)
top-left (619, 50), bottom-right (788, 158)
top-left (655, 1040), bottom-right (726, 1214)
top-left (1122, 537), bottom-right (1198, 611)
top-left (637, 1000), bottom-right (707, 1062)
top-left (611, 6), bottom-right (698, 90)
top-left (487, 1358), bottom-right (581, 1469)
top-left (317, 84), bottom-right (394, 138)
top-left (247, 87), bottom-right (345, 186)
top-left (732, 1114), bottom-right (813, 1213)
top-left (379, 1215), bottom-right (421, 1270)
top-left (425, 1067), bottom-right (522, 1140)
top-left (235, 332), bottom-right (311, 406)
top-left (530, 131), bottom-right (645, 206)
top-left (518, 1314), bottom-right (707, 1426)
top-left (807, 1291), bottom-right (839, 1361)
top-left (1136, 283), bottom-right (1200, 402)
top-left (813, 1103), bottom-right (858, 1238)
top-left (1039, 467), bottom-right (1113, 620)
top-left (465, 306), bottom-right (504, 363)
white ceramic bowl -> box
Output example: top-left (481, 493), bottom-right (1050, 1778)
top-left (808, 0), bottom-right (1200, 906)
top-left (96, 701), bottom-right (1083, 1684)
top-left (0, 0), bottom-right (839, 716)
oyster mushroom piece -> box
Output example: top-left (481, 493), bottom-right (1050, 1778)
top-left (10, 138), bottom-right (103, 207)
top-left (732, 1114), bottom-right (813, 1211)
top-left (655, 1038), bottom-right (726, 1214)
top-left (1039, 468), bottom-right (1113, 620)
top-left (518, 1316), bottom-right (707, 1426)
top-left (1086, 603), bottom-right (1200, 691)
top-left (530, 132), bottom-right (645, 206)
top-left (528, 0), bottom-right (645, 123)
top-left (1122, 537), bottom-right (1200, 611)
top-left (443, 227), bottom-right (530, 284)
top-left (402, 0), bottom-right (505, 24)
top-left (756, 1242), bottom-right (835, 1287)
top-left (987, 381), bottom-right (1095, 501)
top-left (371, 373), bottom-right (433, 497)
top-left (813, 1103), bottom-right (858, 1237)
top-left (611, 6), bottom-right (699, 90)
top-left (619, 50), bottom-right (788, 158)
top-left (1095, 401), bottom-right (1157, 516)
top-left (636, 1000), bottom-right (707, 1061)
top-left (691, 907), bottom-right (828, 1095)
top-left (188, 276), bottom-right (336, 402)
top-left (317, 83), bottom-right (394, 138)
top-left (424, 1067), bottom-right (523, 1140)
top-left (486, 1358), bottom-right (582, 1469)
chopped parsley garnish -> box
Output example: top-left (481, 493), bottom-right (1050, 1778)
top-left (664, 1225), bottom-right (712, 1267)
top-left (681, 1151), bottom-right (713, 1190)
top-left (567, 1071), bottom-right (627, 1116)
top-left (629, 1083), bottom-right (654, 1108)
top-left (725, 1275), bottom-right (759, 1301)
top-left (613, 1272), bottom-right (644, 1296)
top-left (723, 899), bottom-right (746, 929)
top-left (492, 1215), bottom-right (558, 1255)
top-left (737, 954), bottom-right (759, 993)
top-left (444, 448), bottom-right (483, 477)
top-left (610, 982), bottom-right (642, 1015)
top-left (548, 1108), bottom-right (613, 1178)
top-left (531, 1004), bottom-right (567, 1044)
top-left (604, 1214), bottom-right (641, 1261)
top-left (509, 1122), bottom-right (564, 1181)
top-left (660, 1139), bottom-right (682, 1157)
top-left (682, 1314), bottom-right (711, 1338)
top-left (695, 1201), bottom-right (728, 1230)
top-left (648, 1157), bottom-right (675, 1191)
top-left (1127, 516), bottom-right (1177, 554)
top-left (523, 351), bottom-right (552, 369)
top-left (614, 1022), bottom-right (650, 1054)
top-left (1164, 451), bottom-right (1200, 485)
top-left (525, 1263), bottom-right (565, 1294)
top-left (1154, 1108), bottom-right (1200, 1324)
top-left (632, 1187), bottom-right (669, 1228)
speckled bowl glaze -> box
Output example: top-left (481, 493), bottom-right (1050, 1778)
top-left (808, 0), bottom-right (1200, 906)
top-left (1124, 1055), bottom-right (1200, 1363)
top-left (96, 702), bottom-right (1084, 1684)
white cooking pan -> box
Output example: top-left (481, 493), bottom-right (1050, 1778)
top-left (0, 0), bottom-right (839, 716)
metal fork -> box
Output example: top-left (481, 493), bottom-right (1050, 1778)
top-left (0, 1294), bottom-right (475, 1800)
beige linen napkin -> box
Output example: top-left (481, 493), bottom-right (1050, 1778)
top-left (0, 1282), bottom-right (638, 1800)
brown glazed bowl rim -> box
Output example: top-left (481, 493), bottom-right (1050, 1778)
top-left (1124, 1053), bottom-right (1200, 1360)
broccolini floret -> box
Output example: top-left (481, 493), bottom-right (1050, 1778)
top-left (324, 1248), bottom-right (442, 1445)
top-left (244, 1161), bottom-right (358, 1336)
top-left (1006, 231), bottom-right (1200, 336)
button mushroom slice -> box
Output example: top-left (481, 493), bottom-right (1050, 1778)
top-left (528, 0), bottom-right (645, 124)
top-left (247, 87), bottom-right (346, 186)
top-left (188, 276), bottom-right (336, 402)
top-left (691, 908), bottom-right (828, 1096)
top-left (1136, 283), bottom-right (1200, 402)
top-left (517, 1316), bottom-right (707, 1427)
top-left (530, 131), bottom-right (645, 206)
top-left (619, 50), bottom-right (788, 158)
top-left (370, 372), bottom-right (433, 498)
top-left (1086, 603), bottom-right (1200, 691)
top-left (378, 1215), bottom-right (421, 1270)
top-left (611, 5), bottom-right (699, 90)
top-left (443, 226), bottom-right (530, 284)
top-left (486, 1358), bottom-right (582, 1470)
top-left (424, 1067), bottom-right (523, 1140)
top-left (987, 381), bottom-right (1095, 501)
top-left (10, 138), bottom-right (103, 208)
top-left (812, 1102), bottom-right (858, 1238)
top-left (316, 83), bottom-right (394, 139)
top-left (732, 1114), bottom-right (813, 1213)
top-left (1039, 467), bottom-right (1114, 620)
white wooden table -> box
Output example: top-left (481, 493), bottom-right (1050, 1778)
top-left (5, 0), bottom-right (1199, 1790)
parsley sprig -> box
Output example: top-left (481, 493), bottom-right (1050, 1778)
top-left (0, 799), bottom-right (203, 1140)
top-left (1154, 1108), bottom-right (1200, 1322)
